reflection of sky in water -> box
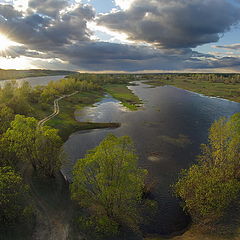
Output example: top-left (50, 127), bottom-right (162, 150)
top-left (75, 94), bottom-right (130, 123)
top-left (63, 81), bottom-right (240, 234)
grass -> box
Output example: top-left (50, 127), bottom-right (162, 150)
top-left (145, 79), bottom-right (240, 102)
top-left (44, 91), bottom-right (120, 141)
top-left (31, 83), bottom-right (141, 141)
top-left (104, 83), bottom-right (142, 110)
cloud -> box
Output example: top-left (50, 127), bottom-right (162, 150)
top-left (0, 3), bottom-right (95, 51)
top-left (98, 0), bottom-right (240, 49)
top-left (28, 0), bottom-right (67, 18)
top-left (0, 0), bottom-right (240, 72)
top-left (114, 0), bottom-right (135, 10)
top-left (214, 43), bottom-right (240, 50)
top-left (0, 4), bottom-right (22, 19)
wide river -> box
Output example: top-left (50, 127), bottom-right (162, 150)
top-left (62, 81), bottom-right (240, 235)
top-left (0, 75), bottom-right (66, 88)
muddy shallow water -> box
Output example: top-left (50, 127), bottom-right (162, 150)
top-left (63, 81), bottom-right (240, 235)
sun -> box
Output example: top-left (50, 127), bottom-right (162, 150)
top-left (0, 34), bottom-right (14, 51)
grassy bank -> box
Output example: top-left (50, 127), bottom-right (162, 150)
top-left (32, 83), bottom-right (141, 141)
top-left (39, 91), bottom-right (120, 141)
top-left (104, 83), bottom-right (142, 110)
top-left (0, 69), bottom-right (75, 80)
top-left (145, 79), bottom-right (240, 102)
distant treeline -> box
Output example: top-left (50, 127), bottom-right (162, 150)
top-left (69, 73), bottom-right (137, 84)
top-left (0, 69), bottom-right (76, 80)
top-left (134, 73), bottom-right (240, 84)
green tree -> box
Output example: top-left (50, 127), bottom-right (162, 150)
top-left (35, 127), bottom-right (63, 177)
top-left (174, 113), bottom-right (240, 224)
top-left (0, 104), bottom-right (14, 134)
top-left (71, 134), bottom-right (147, 232)
top-left (0, 166), bottom-right (29, 224)
top-left (4, 115), bottom-right (39, 169)
top-left (4, 115), bottom-right (63, 177)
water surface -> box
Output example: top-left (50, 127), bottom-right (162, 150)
top-left (0, 75), bottom-right (66, 88)
top-left (63, 81), bottom-right (240, 235)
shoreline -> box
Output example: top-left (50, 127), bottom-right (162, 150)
top-left (143, 80), bottom-right (240, 103)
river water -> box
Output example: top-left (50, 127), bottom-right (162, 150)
top-left (0, 75), bottom-right (66, 88)
top-left (63, 81), bottom-right (240, 235)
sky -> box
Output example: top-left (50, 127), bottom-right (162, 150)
top-left (0, 0), bottom-right (240, 72)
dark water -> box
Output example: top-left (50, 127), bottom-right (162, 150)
top-left (63, 81), bottom-right (240, 235)
top-left (0, 75), bottom-right (66, 88)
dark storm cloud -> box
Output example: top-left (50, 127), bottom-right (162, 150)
top-left (0, 4), bottom-right (22, 19)
top-left (188, 56), bottom-right (240, 70)
top-left (51, 42), bottom-right (240, 71)
top-left (98, 0), bottom-right (240, 49)
top-left (0, 3), bottom-right (95, 50)
top-left (28, 41), bottom-right (209, 71)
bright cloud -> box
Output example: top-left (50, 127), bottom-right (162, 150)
top-left (114, 0), bottom-right (135, 10)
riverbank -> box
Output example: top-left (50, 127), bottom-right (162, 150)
top-left (145, 79), bottom-right (240, 103)
top-left (0, 69), bottom-right (75, 80)
top-left (145, 199), bottom-right (240, 240)
top-left (34, 83), bottom-right (140, 141)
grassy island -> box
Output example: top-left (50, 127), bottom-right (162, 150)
top-left (104, 83), bottom-right (142, 110)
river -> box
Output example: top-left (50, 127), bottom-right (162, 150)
top-left (0, 75), bottom-right (66, 88)
top-left (62, 81), bottom-right (240, 236)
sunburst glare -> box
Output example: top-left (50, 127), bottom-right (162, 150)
top-left (0, 34), bottom-right (13, 51)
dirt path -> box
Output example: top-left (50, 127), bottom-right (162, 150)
top-left (38, 91), bottom-right (78, 128)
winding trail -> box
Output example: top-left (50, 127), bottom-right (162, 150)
top-left (26, 91), bottom-right (79, 239)
top-left (38, 91), bottom-right (78, 128)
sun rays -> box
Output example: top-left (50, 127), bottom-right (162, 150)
top-left (0, 34), bottom-right (14, 51)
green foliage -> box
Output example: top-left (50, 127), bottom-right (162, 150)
top-left (71, 134), bottom-right (147, 233)
top-left (0, 166), bottom-right (29, 225)
top-left (3, 115), bottom-right (63, 176)
top-left (4, 115), bottom-right (39, 168)
top-left (35, 127), bottom-right (63, 177)
top-left (0, 104), bottom-right (14, 134)
top-left (77, 215), bottom-right (119, 239)
top-left (174, 113), bottom-right (240, 224)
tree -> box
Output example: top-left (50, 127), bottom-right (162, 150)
top-left (4, 115), bottom-right (39, 169)
top-left (4, 115), bottom-right (63, 177)
top-left (0, 104), bottom-right (14, 134)
top-left (0, 166), bottom-right (29, 224)
top-left (174, 113), bottom-right (240, 224)
top-left (35, 127), bottom-right (63, 177)
top-left (71, 134), bottom-right (147, 231)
